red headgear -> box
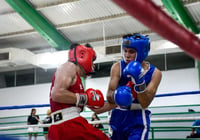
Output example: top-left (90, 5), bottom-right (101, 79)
top-left (68, 43), bottom-right (96, 74)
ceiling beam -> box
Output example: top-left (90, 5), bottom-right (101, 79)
top-left (161, 0), bottom-right (199, 33)
top-left (161, 0), bottom-right (200, 88)
top-left (6, 0), bottom-right (71, 50)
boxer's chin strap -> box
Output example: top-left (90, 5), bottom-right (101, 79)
top-left (68, 60), bottom-right (77, 65)
top-left (86, 71), bottom-right (95, 76)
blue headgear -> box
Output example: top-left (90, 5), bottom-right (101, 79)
top-left (122, 33), bottom-right (150, 63)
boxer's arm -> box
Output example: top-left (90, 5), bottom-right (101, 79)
top-left (123, 61), bottom-right (162, 109)
top-left (90, 64), bottom-right (120, 113)
top-left (106, 62), bottom-right (121, 104)
top-left (137, 68), bottom-right (162, 108)
top-left (51, 62), bottom-right (105, 108)
top-left (51, 62), bottom-right (78, 104)
top-left (91, 102), bottom-right (117, 114)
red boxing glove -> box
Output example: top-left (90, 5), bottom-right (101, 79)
top-left (126, 81), bottom-right (137, 99)
top-left (85, 88), bottom-right (104, 109)
top-left (75, 88), bottom-right (104, 109)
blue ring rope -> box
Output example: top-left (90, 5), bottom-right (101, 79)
top-left (155, 90), bottom-right (200, 97)
top-left (0, 91), bottom-right (199, 110)
top-left (0, 104), bottom-right (49, 110)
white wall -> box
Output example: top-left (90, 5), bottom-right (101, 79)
top-left (0, 83), bottom-right (51, 117)
top-left (157, 68), bottom-right (199, 93)
top-left (86, 68), bottom-right (199, 95)
top-left (0, 68), bottom-right (199, 117)
top-left (151, 68), bottom-right (200, 106)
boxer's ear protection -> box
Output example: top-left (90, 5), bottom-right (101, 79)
top-left (122, 33), bottom-right (150, 63)
top-left (68, 43), bottom-right (96, 74)
top-left (69, 43), bottom-right (80, 65)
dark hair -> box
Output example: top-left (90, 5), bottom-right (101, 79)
top-left (30, 108), bottom-right (36, 115)
top-left (188, 108), bottom-right (195, 112)
top-left (70, 43), bottom-right (80, 50)
top-left (91, 113), bottom-right (100, 121)
top-left (70, 43), bottom-right (93, 50)
top-left (122, 33), bottom-right (149, 38)
top-left (85, 43), bottom-right (93, 48)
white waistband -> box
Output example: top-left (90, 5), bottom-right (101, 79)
top-left (117, 103), bottom-right (144, 110)
top-left (130, 103), bottom-right (143, 110)
top-left (51, 107), bottom-right (81, 125)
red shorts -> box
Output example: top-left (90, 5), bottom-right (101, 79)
top-left (48, 116), bottom-right (109, 140)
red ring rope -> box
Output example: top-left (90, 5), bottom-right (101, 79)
top-left (112, 0), bottom-right (200, 60)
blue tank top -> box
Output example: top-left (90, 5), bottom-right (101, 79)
top-left (118, 60), bottom-right (155, 102)
top-left (110, 60), bottom-right (155, 139)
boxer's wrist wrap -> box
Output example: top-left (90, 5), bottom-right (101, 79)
top-left (108, 91), bottom-right (115, 104)
top-left (75, 93), bottom-right (88, 106)
top-left (134, 81), bottom-right (146, 93)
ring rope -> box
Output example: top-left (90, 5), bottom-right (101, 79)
top-left (0, 90), bottom-right (199, 110)
top-left (112, 0), bottom-right (200, 60)
top-left (0, 116), bottom-right (200, 131)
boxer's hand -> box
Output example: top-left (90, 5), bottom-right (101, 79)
top-left (75, 88), bottom-right (104, 109)
top-left (86, 88), bottom-right (105, 109)
top-left (126, 81), bottom-right (137, 99)
top-left (123, 61), bottom-right (146, 93)
top-left (114, 86), bottom-right (133, 108)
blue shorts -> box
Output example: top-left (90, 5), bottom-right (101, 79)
top-left (109, 109), bottom-right (151, 140)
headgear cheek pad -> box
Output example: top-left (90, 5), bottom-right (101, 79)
top-left (122, 33), bottom-right (150, 63)
top-left (68, 43), bottom-right (96, 74)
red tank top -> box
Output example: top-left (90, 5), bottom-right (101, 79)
top-left (49, 71), bottom-right (84, 113)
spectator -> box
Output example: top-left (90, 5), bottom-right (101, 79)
top-left (91, 113), bottom-right (104, 130)
top-left (186, 120), bottom-right (200, 138)
top-left (27, 108), bottom-right (40, 140)
top-left (188, 108), bottom-right (195, 112)
top-left (42, 109), bottom-right (52, 140)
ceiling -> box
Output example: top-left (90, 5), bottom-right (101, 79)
top-left (0, 0), bottom-right (200, 72)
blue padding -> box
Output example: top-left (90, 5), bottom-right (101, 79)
top-left (0, 91), bottom-right (200, 110)
top-left (0, 135), bottom-right (19, 140)
top-left (0, 104), bottom-right (50, 110)
top-left (155, 90), bottom-right (200, 97)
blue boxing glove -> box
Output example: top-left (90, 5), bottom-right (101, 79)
top-left (123, 61), bottom-right (146, 93)
top-left (114, 86), bottom-right (133, 108)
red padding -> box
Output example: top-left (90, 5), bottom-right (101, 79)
top-left (112, 0), bottom-right (200, 60)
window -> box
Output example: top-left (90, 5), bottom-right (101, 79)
top-left (147, 52), bottom-right (195, 71)
top-left (166, 52), bottom-right (195, 70)
top-left (92, 61), bottom-right (114, 78)
top-left (146, 54), bottom-right (165, 71)
top-left (0, 71), bottom-right (15, 88)
top-left (36, 68), bottom-right (55, 84)
top-left (16, 69), bottom-right (34, 86)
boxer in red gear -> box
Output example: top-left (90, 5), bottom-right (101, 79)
top-left (48, 43), bottom-right (109, 140)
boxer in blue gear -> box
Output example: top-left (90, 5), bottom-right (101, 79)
top-left (93, 33), bottom-right (162, 140)
top-left (110, 60), bottom-right (155, 140)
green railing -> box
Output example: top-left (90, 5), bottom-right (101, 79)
top-left (1, 104), bottom-right (200, 139)
top-left (150, 126), bottom-right (200, 140)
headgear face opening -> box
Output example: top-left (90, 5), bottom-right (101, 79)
top-left (68, 43), bottom-right (96, 74)
top-left (122, 33), bottom-right (150, 63)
